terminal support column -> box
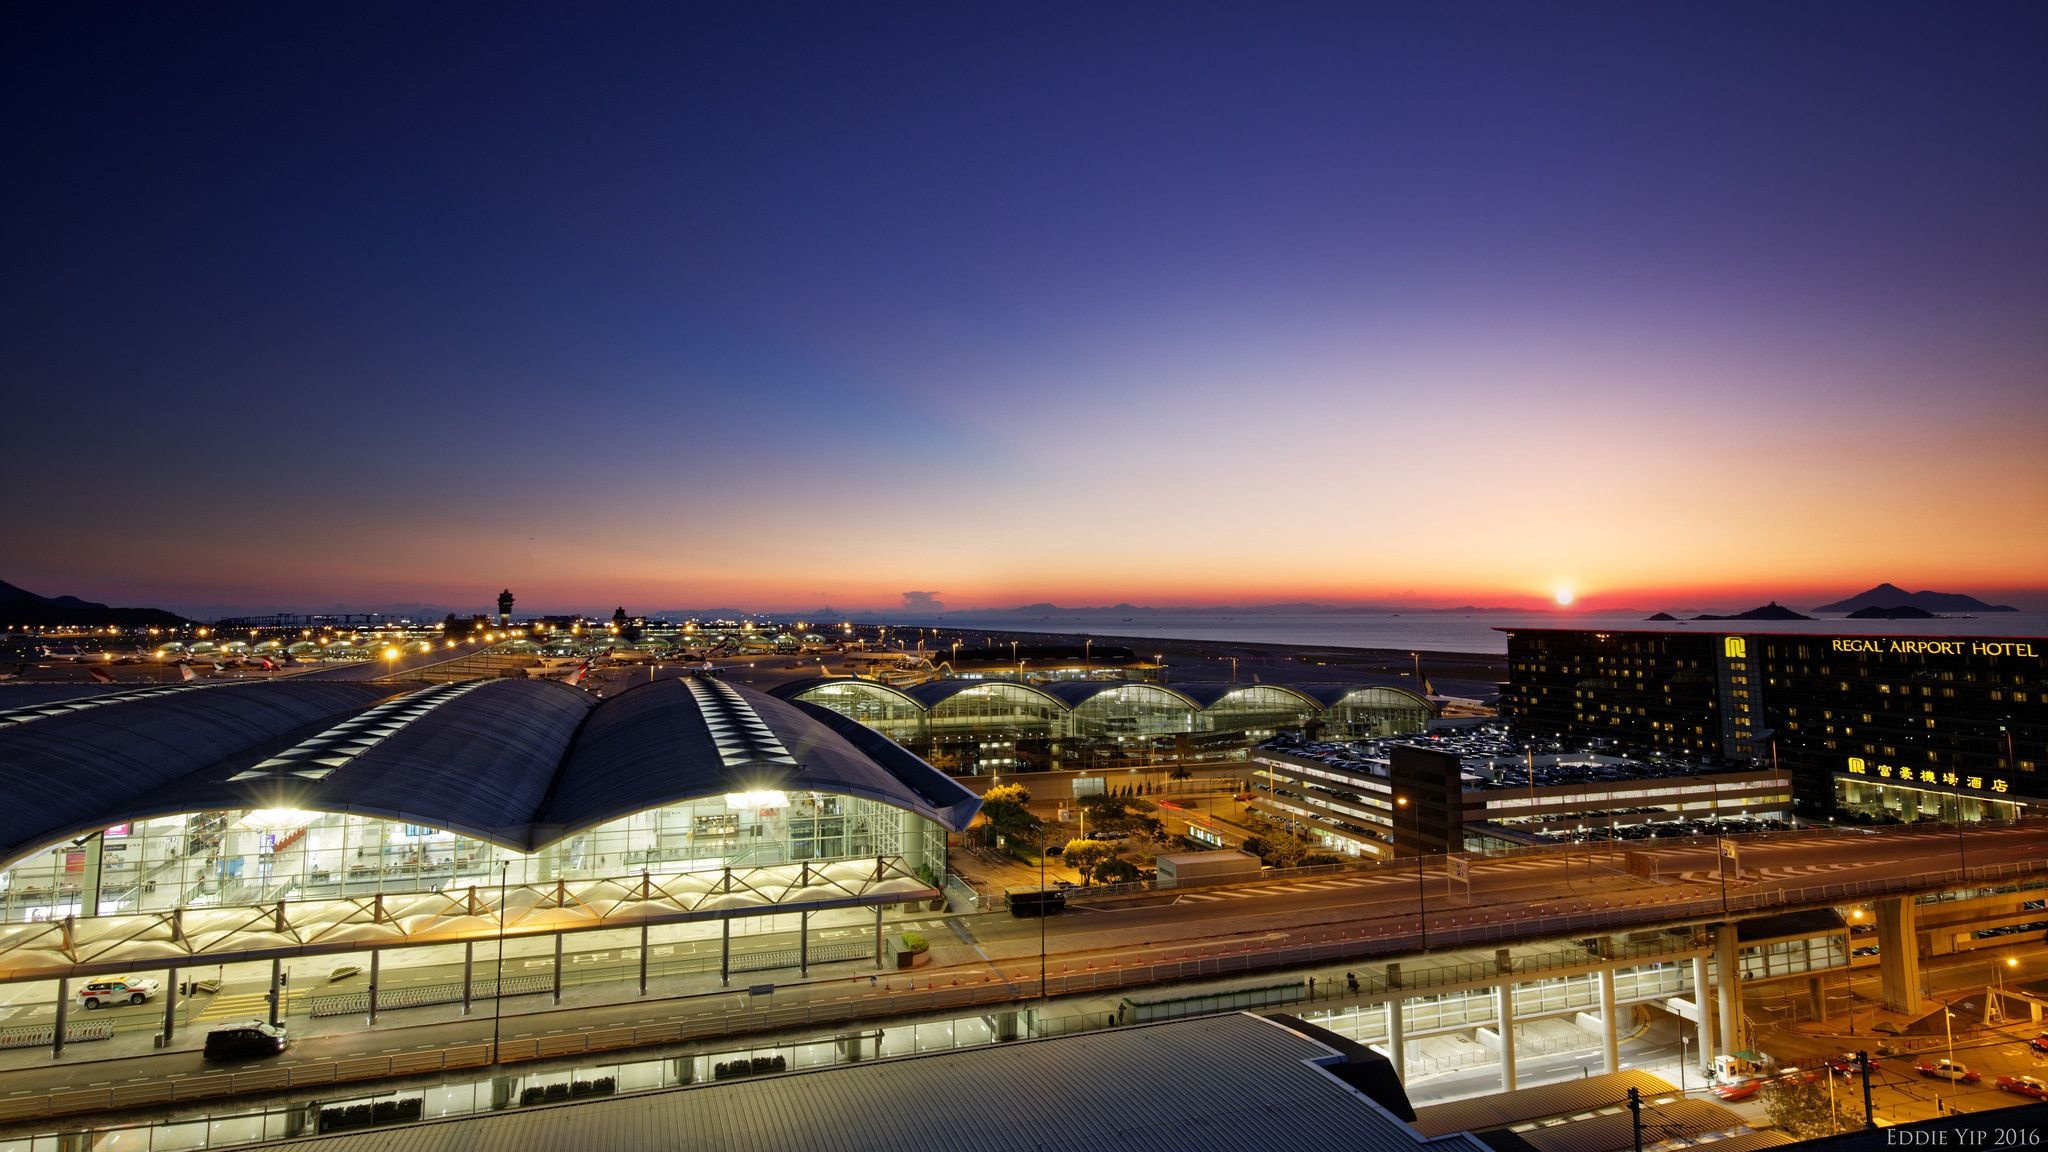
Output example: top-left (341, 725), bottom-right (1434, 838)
top-left (268, 959), bottom-right (282, 1027)
top-left (1386, 1000), bottom-right (1406, 1082)
top-left (552, 934), bottom-right (564, 1004)
top-left (874, 906), bottom-right (885, 970)
top-left (1714, 925), bottom-right (1742, 1059)
top-left (1495, 982), bottom-right (1517, 1092)
top-left (1693, 955), bottom-right (1716, 1060)
top-left (52, 978), bottom-right (68, 1059)
top-left (720, 919), bottom-right (731, 987)
top-left (1598, 966), bottom-right (1620, 1074)
top-left (639, 923), bottom-right (649, 996)
top-left (162, 966), bottom-right (178, 1043)
top-left (79, 833), bottom-right (103, 918)
top-left (368, 951), bottom-right (381, 1025)
top-left (1875, 896), bottom-right (1924, 1014)
top-left (461, 943), bottom-right (473, 1015)
top-left (800, 911), bottom-right (810, 978)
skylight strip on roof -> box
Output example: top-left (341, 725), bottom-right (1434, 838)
top-left (0, 682), bottom-right (218, 730)
top-left (686, 677), bottom-right (798, 769)
top-left (227, 680), bottom-right (487, 781)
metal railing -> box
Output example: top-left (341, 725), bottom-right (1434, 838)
top-left (4, 842), bottom-right (2041, 1128)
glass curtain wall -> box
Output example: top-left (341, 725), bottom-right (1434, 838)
top-left (0, 792), bottom-right (942, 924)
top-left (788, 682), bottom-right (926, 747)
top-left (1200, 686), bottom-right (1316, 742)
top-left (1323, 688), bottom-right (1433, 738)
top-left (925, 684), bottom-right (1061, 773)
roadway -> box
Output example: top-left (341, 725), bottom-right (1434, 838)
top-left (3, 823), bottom-right (2045, 1115)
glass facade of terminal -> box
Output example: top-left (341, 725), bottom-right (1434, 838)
top-left (0, 794), bottom-right (947, 925)
top-left (787, 679), bottom-right (1433, 775)
top-left (1318, 687), bottom-right (1435, 739)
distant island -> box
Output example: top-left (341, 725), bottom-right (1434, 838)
top-left (1644, 612), bottom-right (1680, 621)
top-left (1692, 602), bottom-right (1812, 622)
top-left (1845, 604), bottom-right (1937, 619)
top-left (0, 579), bottom-right (188, 628)
top-left (1811, 583), bottom-right (2017, 615)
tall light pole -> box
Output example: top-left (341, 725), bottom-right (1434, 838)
top-left (491, 859), bottom-right (509, 1063)
top-left (1037, 827), bottom-right (1049, 1001)
top-left (1942, 999), bottom-right (1955, 1104)
top-left (1398, 795), bottom-right (1426, 949)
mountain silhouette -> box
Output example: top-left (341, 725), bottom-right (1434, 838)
top-left (1812, 583), bottom-right (2017, 614)
top-left (1692, 602), bottom-right (1812, 621)
top-left (0, 580), bottom-right (188, 627)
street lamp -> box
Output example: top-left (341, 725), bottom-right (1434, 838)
top-left (1037, 827), bottom-right (1050, 1001)
top-left (491, 859), bottom-right (510, 1063)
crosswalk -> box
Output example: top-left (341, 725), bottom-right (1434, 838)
top-left (1169, 855), bottom-right (1592, 904)
top-left (193, 989), bottom-right (315, 1022)
top-left (1174, 874), bottom-right (1393, 903)
top-left (1671, 861), bottom-right (1861, 885)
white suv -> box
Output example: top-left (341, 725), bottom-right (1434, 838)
top-left (76, 977), bottom-right (162, 1008)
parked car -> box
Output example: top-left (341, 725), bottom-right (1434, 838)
top-left (1996, 1075), bottom-right (2048, 1098)
top-left (203, 1019), bottom-right (289, 1061)
top-left (1913, 1058), bottom-right (1981, 1083)
top-left (75, 977), bottom-right (161, 1008)
top-left (2029, 1034), bottom-right (2048, 1055)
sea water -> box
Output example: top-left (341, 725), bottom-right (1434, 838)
top-left (884, 610), bottom-right (2048, 656)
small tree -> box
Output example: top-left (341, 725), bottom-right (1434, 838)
top-left (977, 784), bottom-right (1038, 847)
top-left (1063, 840), bottom-right (1115, 885)
top-left (1762, 1075), bottom-right (1858, 1139)
top-left (1094, 858), bottom-right (1141, 885)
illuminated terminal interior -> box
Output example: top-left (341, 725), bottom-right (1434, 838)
top-left (0, 676), bottom-right (975, 937)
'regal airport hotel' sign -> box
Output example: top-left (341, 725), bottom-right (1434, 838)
top-left (1829, 637), bottom-right (2039, 658)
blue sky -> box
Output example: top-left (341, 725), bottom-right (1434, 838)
top-left (6, 2), bottom-right (2044, 616)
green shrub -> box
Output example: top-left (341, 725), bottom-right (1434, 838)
top-left (900, 932), bottom-right (929, 954)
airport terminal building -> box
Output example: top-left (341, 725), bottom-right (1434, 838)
top-left (772, 677), bottom-right (1434, 775)
top-left (0, 676), bottom-right (977, 1043)
top-left (1504, 628), bottom-right (2044, 819)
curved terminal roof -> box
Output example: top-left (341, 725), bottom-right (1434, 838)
top-left (541, 677), bottom-right (979, 839)
top-left (0, 676), bottom-right (979, 870)
top-left (903, 679), bottom-right (1067, 711)
top-left (1159, 681), bottom-right (1319, 709)
top-left (779, 676), bottom-right (1438, 723)
top-left (769, 677), bottom-right (923, 710)
top-left (1040, 681), bottom-right (1201, 710)
top-left (0, 681), bottom-right (404, 866)
top-left (1294, 682), bottom-right (1434, 710)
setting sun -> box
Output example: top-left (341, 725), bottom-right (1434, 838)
top-left (1554, 588), bottom-right (1575, 606)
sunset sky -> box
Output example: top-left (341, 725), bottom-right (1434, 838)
top-left (8, 3), bottom-right (2046, 618)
